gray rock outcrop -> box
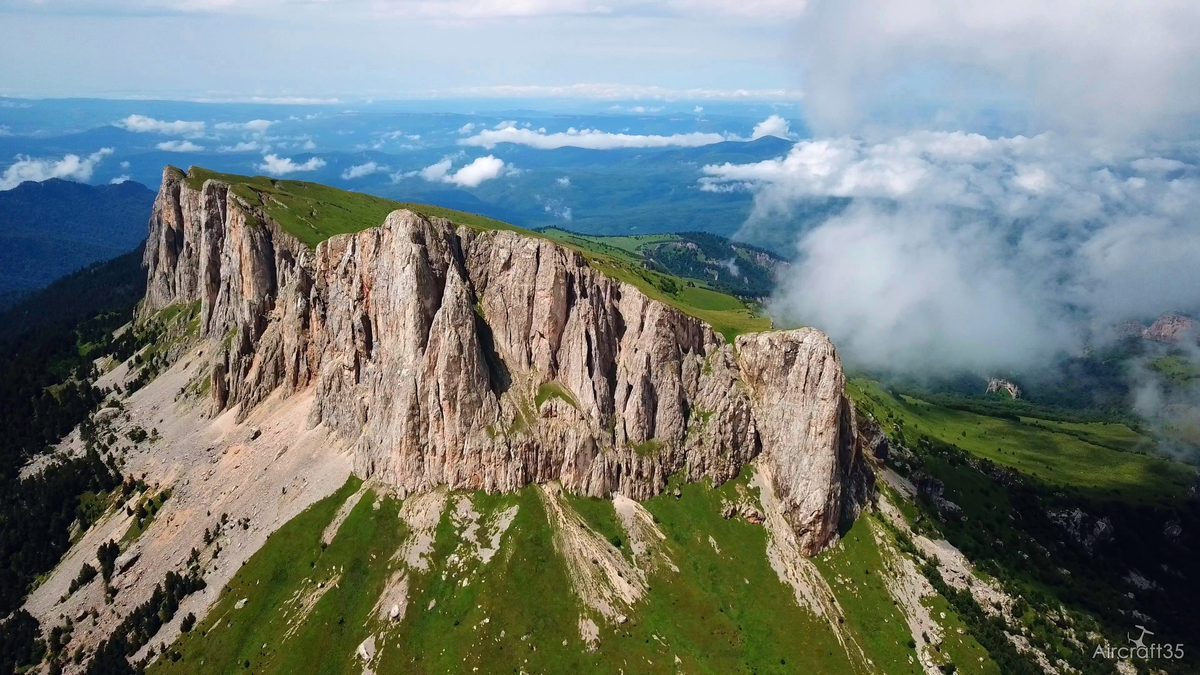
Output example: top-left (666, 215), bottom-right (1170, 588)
top-left (142, 167), bottom-right (873, 554)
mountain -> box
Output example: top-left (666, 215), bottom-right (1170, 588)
top-left (0, 178), bottom-right (155, 308)
top-left (5, 166), bottom-right (1198, 675)
top-left (540, 228), bottom-right (786, 299)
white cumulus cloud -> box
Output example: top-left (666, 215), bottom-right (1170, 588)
top-left (110, 175), bottom-right (131, 184)
top-left (258, 154), bottom-right (326, 175)
top-left (0, 148), bottom-right (114, 190)
top-left (557, 176), bottom-right (571, 186)
top-left (116, 114), bottom-right (205, 135)
top-left (342, 161), bottom-right (386, 179)
top-left (156, 140), bottom-right (205, 152)
top-left (750, 114), bottom-right (792, 140)
top-left (419, 155), bottom-right (508, 188)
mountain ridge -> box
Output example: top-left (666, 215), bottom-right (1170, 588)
top-left (142, 164), bottom-right (873, 553)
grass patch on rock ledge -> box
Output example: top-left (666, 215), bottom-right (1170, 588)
top-left (176, 165), bottom-right (769, 342)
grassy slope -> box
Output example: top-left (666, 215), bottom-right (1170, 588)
top-left (161, 470), bottom-right (988, 675)
top-left (179, 166), bottom-right (768, 342)
top-left (814, 515), bottom-right (999, 675)
top-left (849, 379), bottom-right (1195, 500)
top-left (154, 476), bottom-right (411, 675)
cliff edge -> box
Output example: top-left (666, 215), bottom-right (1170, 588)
top-left (143, 166), bottom-right (872, 554)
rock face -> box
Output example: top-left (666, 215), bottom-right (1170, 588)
top-left (142, 167), bottom-right (872, 554)
top-left (985, 377), bottom-right (1021, 399)
top-left (1115, 313), bottom-right (1197, 344)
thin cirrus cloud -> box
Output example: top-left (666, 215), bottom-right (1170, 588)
top-left (115, 114), bottom-right (205, 136)
top-left (415, 156), bottom-right (507, 188)
top-left (156, 140), bottom-right (205, 152)
top-left (258, 154), bottom-right (326, 175)
top-left (0, 148), bottom-right (114, 190)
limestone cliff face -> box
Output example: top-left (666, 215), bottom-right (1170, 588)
top-left (143, 167), bottom-right (872, 553)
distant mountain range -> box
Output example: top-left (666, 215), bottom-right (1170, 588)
top-left (0, 178), bottom-right (154, 307)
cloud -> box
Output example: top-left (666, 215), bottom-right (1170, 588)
top-left (115, 114), bottom-right (205, 135)
top-left (19, 0), bottom-right (810, 19)
top-left (215, 119), bottom-right (275, 132)
top-left (458, 123), bottom-right (475, 134)
top-left (110, 175), bottom-right (131, 184)
top-left (792, 0), bottom-right (1200, 135)
top-left (556, 176), bottom-right (570, 186)
top-left (1131, 157), bottom-right (1188, 174)
top-left (342, 161), bottom-right (386, 179)
top-left (258, 154), bottom-right (326, 175)
top-left (545, 203), bottom-right (572, 220)
top-left (219, 141), bottom-right (265, 153)
top-left (750, 114), bottom-right (791, 140)
top-left (419, 155), bottom-right (508, 187)
top-left (0, 148), bottom-right (114, 190)
top-left (431, 84), bottom-right (802, 101)
top-left (704, 132), bottom-right (1200, 374)
top-left (156, 140), bottom-right (204, 152)
top-left (610, 104), bottom-right (664, 113)
top-left (461, 126), bottom-right (730, 150)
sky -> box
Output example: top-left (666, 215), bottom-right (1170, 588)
top-left (4, 0), bottom-right (1200, 383)
top-left (0, 1), bottom-right (798, 100)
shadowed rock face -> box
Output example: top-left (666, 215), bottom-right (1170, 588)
top-left (143, 167), bottom-right (873, 554)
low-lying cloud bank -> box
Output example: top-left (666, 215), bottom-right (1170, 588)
top-left (704, 132), bottom-right (1200, 374)
top-left (458, 116), bottom-right (792, 150)
top-left (461, 125), bottom-right (729, 150)
top-left (0, 148), bottom-right (114, 190)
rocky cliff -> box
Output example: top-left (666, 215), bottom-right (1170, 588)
top-left (143, 166), bottom-right (872, 554)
